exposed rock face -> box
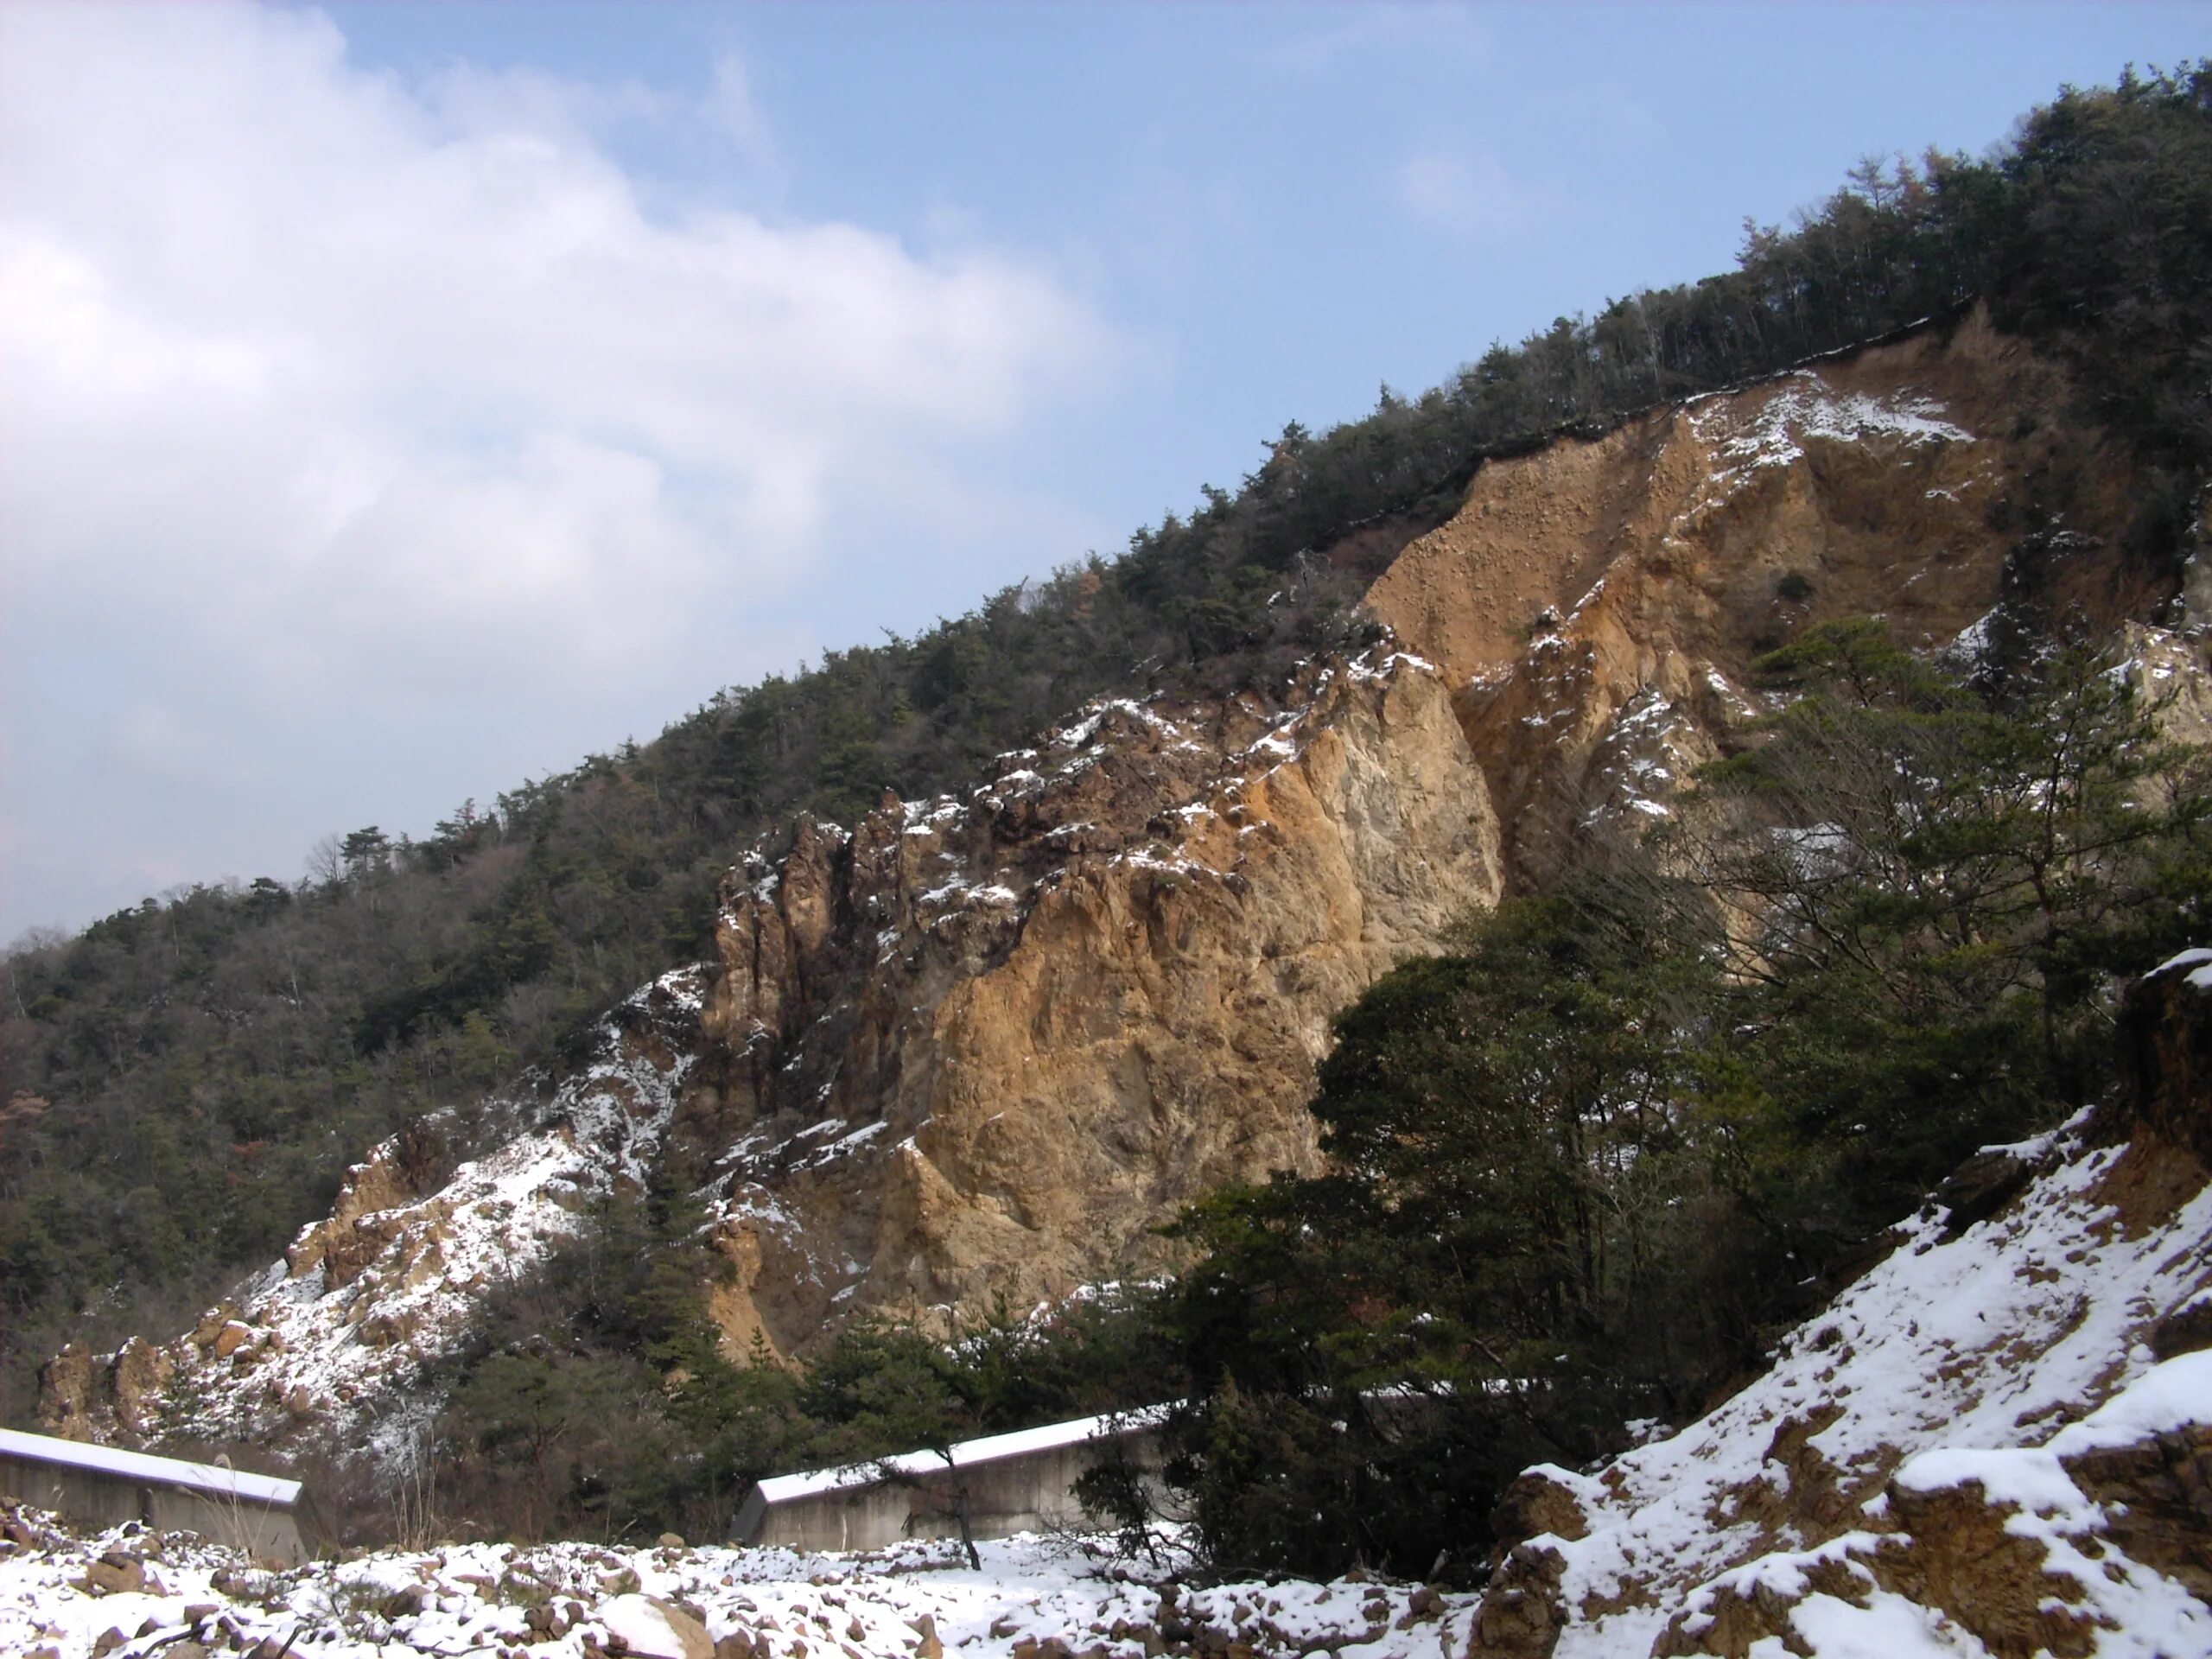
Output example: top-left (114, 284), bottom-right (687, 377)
top-left (687, 655), bottom-right (1502, 1351)
top-left (683, 314), bottom-right (2169, 1357)
top-left (283, 1139), bottom-right (423, 1289)
top-left (33, 1345), bottom-right (99, 1442)
top-left (46, 315), bottom-right (2199, 1455)
top-left (1365, 312), bottom-right (2150, 886)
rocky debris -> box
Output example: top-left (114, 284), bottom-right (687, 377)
top-left (82, 1549), bottom-right (149, 1595)
top-left (0, 1506), bottom-right (1475, 1659)
top-left (601, 1594), bottom-right (715, 1659)
top-left (1470, 1543), bottom-right (1567, 1659)
top-left (283, 1140), bottom-right (421, 1285)
top-left (1647, 1382), bottom-right (2212, 1658)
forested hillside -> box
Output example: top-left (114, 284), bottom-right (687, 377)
top-left (4, 59), bottom-right (2210, 1472)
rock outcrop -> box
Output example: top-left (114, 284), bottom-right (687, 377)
top-left (1365, 313), bottom-right (2152, 885)
top-left (2119, 947), bottom-right (2212, 1171)
top-left (676, 312), bottom-right (2169, 1357)
top-left (685, 652), bottom-right (1501, 1352)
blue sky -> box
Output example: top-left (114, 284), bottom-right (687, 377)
top-left (2, 3), bottom-right (2203, 938)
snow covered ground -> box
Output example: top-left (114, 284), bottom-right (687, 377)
top-left (0, 1514), bottom-right (1474, 1659)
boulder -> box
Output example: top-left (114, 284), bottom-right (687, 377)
top-left (600, 1595), bottom-right (715, 1659)
top-left (2116, 951), bottom-right (2212, 1167)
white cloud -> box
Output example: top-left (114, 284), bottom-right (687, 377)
top-left (0, 3), bottom-right (1116, 931)
top-left (1389, 149), bottom-right (1536, 238)
top-left (1, 4), bottom-right (1103, 663)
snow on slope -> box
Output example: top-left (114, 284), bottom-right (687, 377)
top-left (135, 964), bottom-right (712, 1454)
top-left (1497, 1078), bottom-right (2212, 1656)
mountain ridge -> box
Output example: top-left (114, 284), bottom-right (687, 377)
top-left (39, 308), bottom-right (2196, 1469)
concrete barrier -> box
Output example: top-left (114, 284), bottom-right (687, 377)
top-left (734, 1411), bottom-right (1164, 1553)
top-left (0, 1428), bottom-right (324, 1564)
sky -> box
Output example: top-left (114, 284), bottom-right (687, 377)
top-left (2, 2), bottom-right (2203, 941)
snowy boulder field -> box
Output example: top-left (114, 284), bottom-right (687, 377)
top-left (0, 1517), bottom-right (1474, 1659)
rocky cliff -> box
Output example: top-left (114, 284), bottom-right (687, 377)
top-left (681, 310), bottom-right (2163, 1360)
top-left (41, 312), bottom-right (2198, 1453)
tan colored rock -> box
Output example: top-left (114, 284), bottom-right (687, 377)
top-left (1467, 1541), bottom-right (1567, 1659)
top-left (677, 318), bottom-right (2169, 1358)
top-left (321, 1210), bottom-right (414, 1290)
top-left (188, 1307), bottom-right (240, 1351)
top-left (651, 1599), bottom-right (716, 1659)
top-left (683, 660), bottom-right (1502, 1350)
top-left (86, 1552), bottom-right (144, 1595)
top-left (702, 1218), bottom-right (790, 1367)
top-left (600, 1595), bottom-right (715, 1659)
top-left (34, 1344), bottom-right (98, 1440)
top-left (1368, 314), bottom-right (2148, 887)
top-left (109, 1336), bottom-right (173, 1437)
top-left (1490, 1469), bottom-right (1592, 1554)
top-left (284, 1140), bottom-right (422, 1281)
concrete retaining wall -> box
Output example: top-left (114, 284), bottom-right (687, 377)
top-left (0, 1429), bottom-right (321, 1565)
top-left (734, 1412), bottom-right (1162, 1553)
